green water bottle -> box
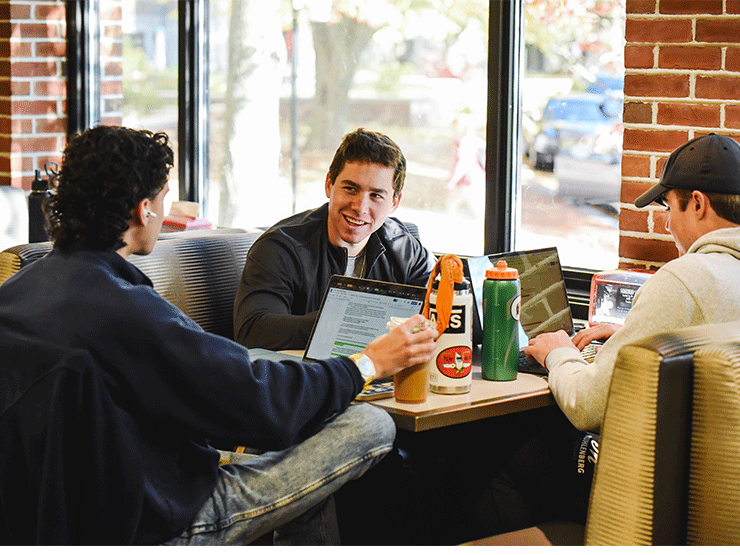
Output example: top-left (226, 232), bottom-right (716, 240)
top-left (482, 260), bottom-right (521, 381)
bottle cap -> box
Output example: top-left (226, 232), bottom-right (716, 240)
top-left (485, 260), bottom-right (519, 280)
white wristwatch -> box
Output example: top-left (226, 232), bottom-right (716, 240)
top-left (349, 352), bottom-right (376, 388)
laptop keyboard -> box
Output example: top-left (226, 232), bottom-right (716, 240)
top-left (518, 341), bottom-right (598, 375)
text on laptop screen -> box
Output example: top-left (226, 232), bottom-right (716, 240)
top-left (304, 276), bottom-right (425, 361)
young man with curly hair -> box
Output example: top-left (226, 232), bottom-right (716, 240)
top-left (0, 126), bottom-right (438, 545)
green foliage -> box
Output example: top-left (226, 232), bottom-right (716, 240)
top-left (121, 41), bottom-right (178, 117)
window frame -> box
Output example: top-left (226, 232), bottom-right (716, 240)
top-left (65, 0), bottom-right (597, 310)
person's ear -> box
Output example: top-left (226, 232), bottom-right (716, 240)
top-left (324, 172), bottom-right (333, 199)
top-left (693, 190), bottom-right (709, 219)
top-left (133, 198), bottom-right (155, 225)
top-left (390, 191), bottom-right (402, 213)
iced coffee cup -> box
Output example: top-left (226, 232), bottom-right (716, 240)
top-left (387, 316), bottom-right (430, 404)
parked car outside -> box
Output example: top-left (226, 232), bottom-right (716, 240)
top-left (528, 93), bottom-right (622, 172)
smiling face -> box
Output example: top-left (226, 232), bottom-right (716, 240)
top-left (325, 161), bottom-right (401, 256)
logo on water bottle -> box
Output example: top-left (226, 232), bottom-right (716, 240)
top-left (510, 295), bottom-right (521, 321)
top-left (428, 305), bottom-right (466, 334)
top-left (436, 346), bottom-right (473, 379)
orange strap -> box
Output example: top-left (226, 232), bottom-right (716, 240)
top-left (423, 254), bottom-right (464, 336)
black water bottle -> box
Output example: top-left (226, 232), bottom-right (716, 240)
top-left (28, 169), bottom-right (49, 243)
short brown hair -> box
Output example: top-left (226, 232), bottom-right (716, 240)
top-left (673, 189), bottom-right (740, 225)
top-left (327, 128), bottom-right (406, 198)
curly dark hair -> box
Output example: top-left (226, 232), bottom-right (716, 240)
top-left (44, 126), bottom-right (174, 251)
top-left (327, 128), bottom-right (406, 198)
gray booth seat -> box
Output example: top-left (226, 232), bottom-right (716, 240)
top-left (0, 229), bottom-right (262, 341)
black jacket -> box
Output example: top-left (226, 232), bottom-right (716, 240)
top-left (0, 247), bottom-right (364, 544)
top-left (234, 203), bottom-right (436, 350)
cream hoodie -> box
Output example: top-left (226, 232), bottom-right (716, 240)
top-left (546, 227), bottom-right (740, 431)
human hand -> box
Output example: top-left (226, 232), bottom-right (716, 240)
top-left (571, 324), bottom-right (620, 351)
top-left (363, 314), bottom-right (439, 380)
top-left (524, 330), bottom-right (578, 367)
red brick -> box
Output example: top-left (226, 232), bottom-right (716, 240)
top-left (623, 101), bottom-right (652, 125)
top-left (619, 235), bottom-right (678, 263)
top-left (35, 40), bottom-right (66, 58)
top-left (626, 19), bottom-right (692, 43)
top-left (10, 118), bottom-right (34, 134)
top-left (696, 20), bottom-right (740, 43)
top-left (619, 208), bottom-right (650, 233)
top-left (727, 48), bottom-right (740, 73)
top-left (10, 61), bottom-right (58, 78)
top-left (726, 105), bottom-right (740, 129)
top-left (624, 73), bottom-right (689, 98)
top-left (660, 0), bottom-right (723, 15)
top-left (104, 61), bottom-right (122, 77)
top-left (623, 128), bottom-right (688, 153)
top-left (100, 116), bottom-right (124, 127)
top-left (10, 81), bottom-right (31, 96)
top-left (101, 80), bottom-right (123, 95)
top-left (625, 45), bottom-right (654, 69)
top-left (729, 0), bottom-right (740, 14)
top-left (621, 180), bottom-right (652, 204)
top-left (8, 4), bottom-right (31, 19)
top-left (9, 41), bottom-right (32, 57)
top-left (659, 46), bottom-right (721, 71)
top-left (101, 41), bottom-right (122, 57)
top-left (17, 23), bottom-right (58, 39)
top-left (35, 79), bottom-right (66, 96)
top-left (626, 0), bottom-right (656, 14)
top-left (100, 5), bottom-right (123, 21)
top-left (11, 100), bottom-right (59, 116)
top-left (695, 76), bottom-right (740, 101)
top-left (35, 5), bottom-right (66, 21)
top-left (621, 154), bottom-right (652, 178)
top-left (657, 102), bottom-right (721, 127)
top-left (35, 117), bottom-right (66, 134)
top-left (103, 24), bottom-right (123, 40)
top-left (11, 136), bottom-right (58, 154)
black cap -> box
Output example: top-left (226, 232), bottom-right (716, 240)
top-left (635, 134), bottom-right (740, 208)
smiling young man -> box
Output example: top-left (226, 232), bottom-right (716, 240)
top-left (234, 128), bottom-right (436, 351)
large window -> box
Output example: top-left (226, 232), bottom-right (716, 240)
top-left (77, 0), bottom-right (625, 271)
top-left (207, 0), bottom-right (489, 256)
top-left (518, 0), bottom-right (624, 270)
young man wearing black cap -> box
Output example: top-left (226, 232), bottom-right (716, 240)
top-left (467, 134), bottom-right (740, 539)
top-left (525, 133), bottom-right (740, 431)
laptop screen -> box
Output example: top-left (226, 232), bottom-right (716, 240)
top-left (464, 247), bottom-right (573, 344)
top-left (303, 275), bottom-right (426, 362)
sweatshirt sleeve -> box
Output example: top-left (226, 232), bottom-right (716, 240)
top-left (547, 266), bottom-right (704, 432)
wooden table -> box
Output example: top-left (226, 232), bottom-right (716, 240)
top-left (250, 348), bottom-right (555, 434)
top-left (369, 370), bottom-right (553, 432)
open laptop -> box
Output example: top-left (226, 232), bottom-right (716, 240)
top-left (463, 247), bottom-right (578, 375)
top-left (302, 275), bottom-right (426, 362)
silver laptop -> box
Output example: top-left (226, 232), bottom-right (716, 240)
top-left (303, 275), bottom-right (426, 362)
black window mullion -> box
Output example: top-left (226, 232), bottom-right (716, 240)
top-left (66, 0), bottom-right (100, 137)
top-left (485, 0), bottom-right (522, 255)
top-left (178, 0), bottom-right (209, 207)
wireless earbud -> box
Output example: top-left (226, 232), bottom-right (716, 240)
top-left (146, 210), bottom-right (157, 217)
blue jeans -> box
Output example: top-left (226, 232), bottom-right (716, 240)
top-left (164, 403), bottom-right (395, 545)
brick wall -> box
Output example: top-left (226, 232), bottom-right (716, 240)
top-left (0, 1), bottom-right (123, 191)
top-left (620, 0), bottom-right (740, 270)
top-left (0, 0), bottom-right (66, 189)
